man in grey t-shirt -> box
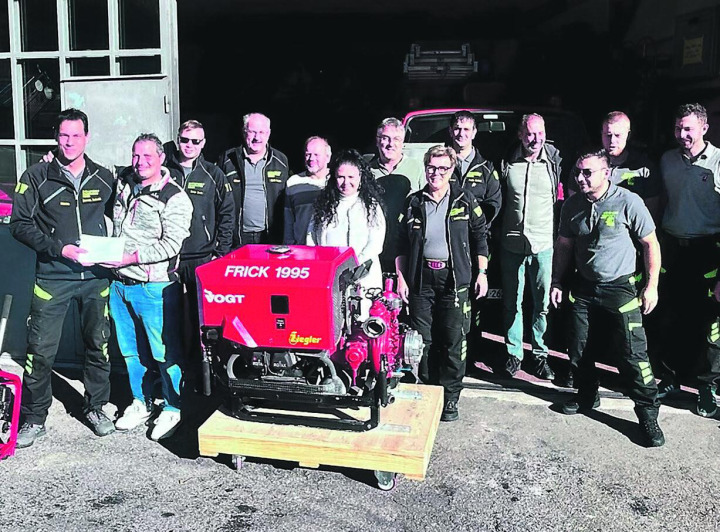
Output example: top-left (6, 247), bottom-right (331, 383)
top-left (550, 149), bottom-right (664, 448)
top-left (217, 112), bottom-right (289, 246)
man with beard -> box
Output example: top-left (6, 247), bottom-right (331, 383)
top-left (551, 149), bottom-right (664, 448)
top-left (499, 114), bottom-right (562, 381)
top-left (656, 103), bottom-right (720, 415)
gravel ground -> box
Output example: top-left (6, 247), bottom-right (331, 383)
top-left (1, 368), bottom-right (719, 532)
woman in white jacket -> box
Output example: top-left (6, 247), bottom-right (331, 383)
top-left (308, 149), bottom-right (386, 313)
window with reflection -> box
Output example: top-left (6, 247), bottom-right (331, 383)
top-left (20, 0), bottom-right (58, 52)
top-left (0, 60), bottom-right (13, 139)
top-left (119, 0), bottom-right (160, 50)
top-left (21, 60), bottom-right (61, 139)
top-left (69, 0), bottom-right (109, 51)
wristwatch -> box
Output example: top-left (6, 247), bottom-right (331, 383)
top-left (477, 268), bottom-right (488, 275)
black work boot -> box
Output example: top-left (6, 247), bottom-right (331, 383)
top-left (529, 357), bottom-right (555, 380)
top-left (503, 355), bottom-right (521, 378)
top-left (637, 409), bottom-right (665, 447)
top-left (441, 398), bottom-right (459, 422)
top-left (561, 392), bottom-right (601, 415)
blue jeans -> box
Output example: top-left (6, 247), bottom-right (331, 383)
top-left (501, 247), bottom-right (552, 361)
top-left (109, 281), bottom-right (183, 411)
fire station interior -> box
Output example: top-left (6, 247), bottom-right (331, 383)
top-left (1, 0), bottom-right (719, 366)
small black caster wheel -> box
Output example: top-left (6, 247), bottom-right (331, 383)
top-left (374, 470), bottom-right (396, 491)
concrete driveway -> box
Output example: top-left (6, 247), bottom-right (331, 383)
top-left (2, 359), bottom-right (719, 532)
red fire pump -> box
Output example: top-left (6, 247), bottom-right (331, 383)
top-left (196, 245), bottom-right (423, 431)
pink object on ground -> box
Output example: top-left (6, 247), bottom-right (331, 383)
top-left (0, 369), bottom-right (21, 459)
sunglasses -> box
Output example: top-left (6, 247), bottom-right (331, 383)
top-left (577, 167), bottom-right (607, 178)
top-left (179, 136), bottom-right (204, 145)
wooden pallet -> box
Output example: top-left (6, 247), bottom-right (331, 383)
top-left (198, 383), bottom-right (444, 481)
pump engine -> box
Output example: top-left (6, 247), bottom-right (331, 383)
top-left (196, 245), bottom-right (423, 431)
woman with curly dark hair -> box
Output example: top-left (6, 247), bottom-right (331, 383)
top-left (308, 149), bottom-right (386, 312)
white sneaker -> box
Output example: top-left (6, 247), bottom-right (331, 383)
top-left (115, 399), bottom-right (152, 431)
top-left (150, 410), bottom-right (181, 441)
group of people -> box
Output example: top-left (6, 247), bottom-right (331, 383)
top-left (9, 102), bottom-right (720, 451)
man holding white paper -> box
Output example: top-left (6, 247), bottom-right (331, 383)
top-left (108, 133), bottom-right (192, 441)
top-left (10, 108), bottom-right (117, 448)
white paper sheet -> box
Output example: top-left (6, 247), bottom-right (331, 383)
top-left (78, 234), bottom-right (126, 264)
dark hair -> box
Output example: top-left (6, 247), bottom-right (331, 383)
top-left (675, 103), bottom-right (707, 124)
top-left (451, 110), bottom-right (476, 128)
top-left (133, 133), bottom-right (164, 155)
top-left (57, 108), bottom-right (89, 135)
top-left (312, 149), bottom-right (384, 230)
top-left (575, 148), bottom-right (609, 168)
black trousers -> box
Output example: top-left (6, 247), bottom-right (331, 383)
top-left (699, 310), bottom-right (720, 388)
top-left (656, 233), bottom-right (720, 384)
top-left (567, 275), bottom-right (659, 419)
top-left (409, 266), bottom-right (470, 401)
top-left (240, 230), bottom-right (268, 245)
top-left (177, 254), bottom-right (213, 376)
top-left (22, 277), bottom-right (111, 424)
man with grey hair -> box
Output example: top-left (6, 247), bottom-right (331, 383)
top-left (656, 103), bottom-right (720, 417)
top-left (396, 144), bottom-right (488, 422)
top-left (284, 136), bottom-right (331, 245)
top-left (217, 112), bottom-right (289, 246)
top-left (367, 117), bottom-right (425, 272)
top-left (499, 113), bottom-right (562, 382)
top-left (109, 133), bottom-right (193, 441)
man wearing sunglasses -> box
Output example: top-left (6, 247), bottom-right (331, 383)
top-left (551, 149), bottom-right (663, 447)
top-left (499, 113), bottom-right (563, 382)
top-left (217, 112), bottom-right (289, 247)
top-left (396, 145), bottom-right (489, 422)
top-left (163, 120), bottom-right (235, 384)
